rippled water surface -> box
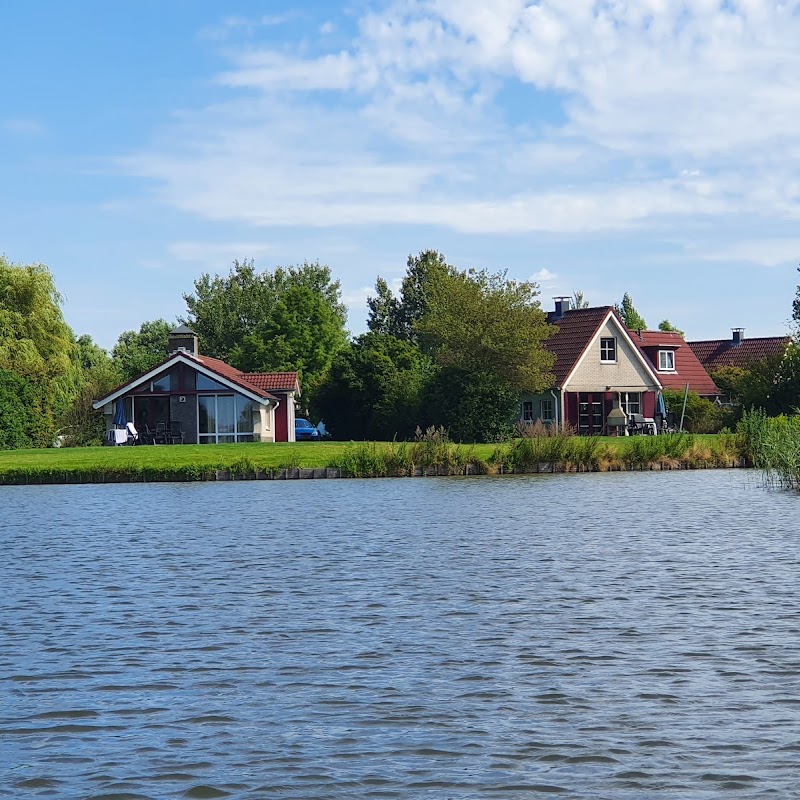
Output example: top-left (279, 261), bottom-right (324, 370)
top-left (2, 471), bottom-right (800, 799)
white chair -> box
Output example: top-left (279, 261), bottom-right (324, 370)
top-left (126, 422), bottom-right (139, 445)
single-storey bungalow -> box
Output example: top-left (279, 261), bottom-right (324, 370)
top-left (92, 325), bottom-right (301, 443)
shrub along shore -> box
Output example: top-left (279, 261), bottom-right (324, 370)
top-left (0, 431), bottom-right (751, 485)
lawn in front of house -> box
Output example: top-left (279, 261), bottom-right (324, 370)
top-left (0, 434), bottom-right (728, 481)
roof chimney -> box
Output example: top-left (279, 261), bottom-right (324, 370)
top-left (553, 296), bottom-right (571, 320)
top-left (732, 328), bottom-right (745, 346)
top-left (168, 324), bottom-right (199, 356)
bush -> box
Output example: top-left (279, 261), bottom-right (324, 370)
top-left (0, 368), bottom-right (53, 449)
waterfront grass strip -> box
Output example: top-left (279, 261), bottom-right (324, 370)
top-left (0, 433), bottom-right (745, 484)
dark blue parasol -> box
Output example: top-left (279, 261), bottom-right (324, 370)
top-left (113, 399), bottom-right (127, 428)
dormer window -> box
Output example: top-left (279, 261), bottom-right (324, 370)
top-left (658, 350), bottom-right (675, 371)
top-left (600, 337), bottom-right (617, 363)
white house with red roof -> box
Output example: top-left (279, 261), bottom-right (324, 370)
top-left (522, 299), bottom-right (721, 434)
top-left (92, 325), bottom-right (301, 443)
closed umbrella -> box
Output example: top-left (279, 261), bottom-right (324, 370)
top-left (657, 392), bottom-right (667, 418)
top-left (113, 400), bottom-right (127, 428)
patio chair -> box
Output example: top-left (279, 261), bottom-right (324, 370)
top-left (167, 420), bottom-right (184, 445)
top-left (139, 424), bottom-right (155, 445)
top-left (155, 422), bottom-right (168, 445)
top-left (125, 422), bottom-right (139, 445)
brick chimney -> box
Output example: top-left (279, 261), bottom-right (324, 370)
top-left (168, 324), bottom-right (199, 356)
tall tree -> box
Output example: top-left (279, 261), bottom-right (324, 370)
top-left (367, 250), bottom-right (455, 342)
top-left (112, 319), bottom-right (174, 381)
top-left (616, 292), bottom-right (647, 330)
top-left (0, 256), bottom-right (78, 441)
top-left (417, 268), bottom-right (556, 393)
top-left (184, 259), bottom-right (348, 396)
top-left (61, 335), bottom-right (123, 446)
top-left (313, 332), bottom-right (433, 440)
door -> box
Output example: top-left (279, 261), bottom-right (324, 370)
top-left (578, 392), bottom-right (606, 435)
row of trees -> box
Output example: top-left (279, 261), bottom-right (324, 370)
top-left (2, 252), bottom-right (800, 448)
top-left (315, 251), bottom-right (555, 441)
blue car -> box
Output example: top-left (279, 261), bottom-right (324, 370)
top-left (295, 418), bottom-right (320, 441)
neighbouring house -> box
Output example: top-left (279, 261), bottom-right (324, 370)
top-left (521, 299), bottom-right (663, 434)
top-left (630, 329), bottom-right (719, 399)
top-left (92, 325), bottom-right (301, 443)
top-left (689, 329), bottom-right (791, 372)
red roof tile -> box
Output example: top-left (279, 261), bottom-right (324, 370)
top-left (192, 354), bottom-right (277, 400)
top-left (544, 306), bottom-right (616, 385)
top-left (631, 330), bottom-right (719, 396)
top-left (689, 336), bottom-right (790, 371)
top-left (243, 371), bottom-right (301, 393)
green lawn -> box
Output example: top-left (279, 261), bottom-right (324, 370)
top-left (0, 433), bottom-right (725, 477)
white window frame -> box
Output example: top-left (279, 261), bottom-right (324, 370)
top-left (522, 401), bottom-right (534, 421)
top-left (621, 392), bottom-right (641, 416)
top-left (600, 337), bottom-right (617, 363)
top-left (540, 398), bottom-right (554, 421)
top-left (198, 393), bottom-right (256, 444)
top-left (658, 350), bottom-right (675, 371)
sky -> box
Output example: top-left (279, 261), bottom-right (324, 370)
top-left (2, 0), bottom-right (800, 350)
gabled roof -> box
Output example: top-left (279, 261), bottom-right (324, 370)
top-left (689, 336), bottom-right (790, 371)
top-left (92, 352), bottom-right (282, 409)
top-left (631, 330), bottom-right (719, 396)
top-left (244, 372), bottom-right (301, 394)
top-left (545, 306), bottom-right (661, 389)
top-left (545, 306), bottom-right (615, 385)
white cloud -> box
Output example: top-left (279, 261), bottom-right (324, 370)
top-left (124, 1), bottom-right (800, 239)
top-left (699, 238), bottom-right (800, 268)
top-left (532, 268), bottom-right (557, 282)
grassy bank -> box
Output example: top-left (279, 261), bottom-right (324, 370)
top-left (0, 433), bottom-right (745, 484)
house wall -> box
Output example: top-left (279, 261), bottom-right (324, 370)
top-left (256, 405), bottom-right (275, 442)
top-left (566, 319), bottom-right (659, 393)
top-left (520, 392), bottom-right (561, 426)
top-left (170, 395), bottom-right (197, 443)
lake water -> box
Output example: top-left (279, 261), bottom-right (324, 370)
top-left (2, 471), bottom-right (800, 799)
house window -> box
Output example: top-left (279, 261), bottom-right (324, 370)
top-left (621, 392), bottom-right (641, 416)
top-left (522, 401), bottom-right (534, 421)
top-left (152, 373), bottom-right (172, 392)
top-left (540, 398), bottom-right (554, 421)
top-left (600, 337), bottom-right (617, 362)
top-left (658, 350), bottom-right (675, 371)
top-left (197, 374), bottom-right (229, 391)
top-left (198, 394), bottom-right (255, 443)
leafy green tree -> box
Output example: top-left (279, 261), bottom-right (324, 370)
top-left (422, 366), bottom-right (520, 442)
top-left (313, 332), bottom-right (433, 440)
top-left (367, 250), bottom-right (455, 342)
top-left (112, 319), bottom-right (173, 381)
top-left (658, 319), bottom-right (684, 337)
top-left (0, 368), bottom-right (53, 449)
top-left (61, 335), bottom-right (123, 446)
top-left (417, 268), bottom-right (555, 393)
top-left (184, 259), bottom-right (348, 396)
top-left (0, 257), bottom-right (77, 388)
top-left (0, 256), bottom-right (79, 441)
top-left (615, 292), bottom-right (647, 330)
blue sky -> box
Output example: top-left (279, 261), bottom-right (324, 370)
top-left (2, 1), bottom-right (799, 350)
